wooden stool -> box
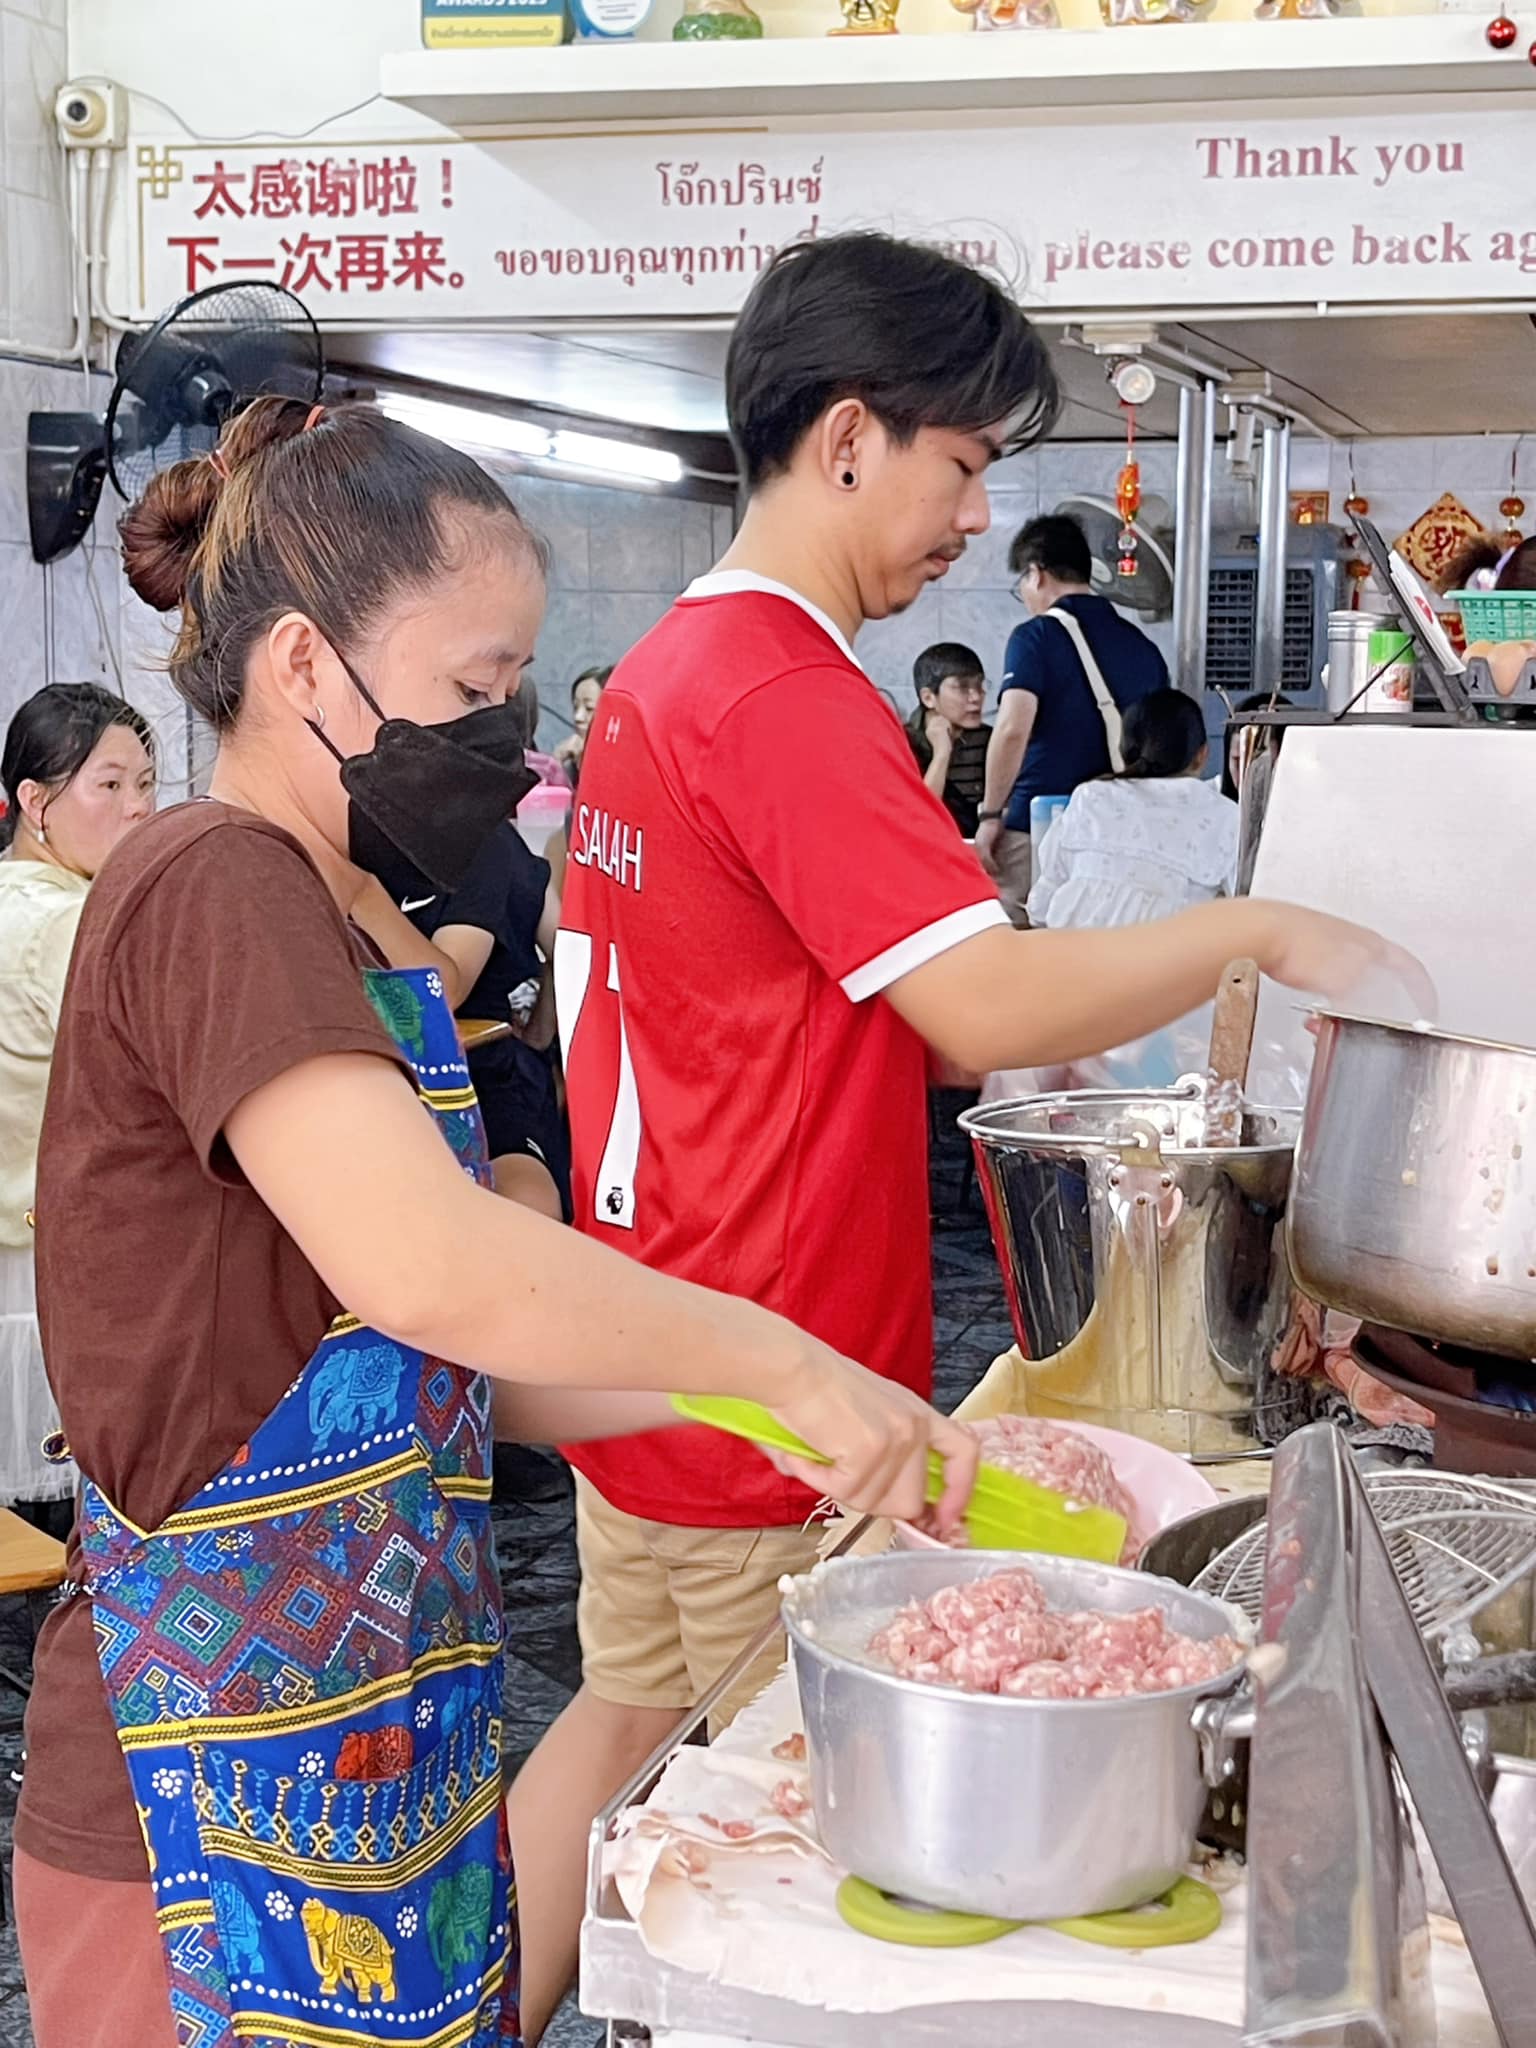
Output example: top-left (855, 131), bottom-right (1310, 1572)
top-left (459, 1018), bottom-right (513, 1051)
top-left (0, 1506), bottom-right (66, 1704)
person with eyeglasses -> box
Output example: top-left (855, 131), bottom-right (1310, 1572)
top-left (904, 643), bottom-right (992, 837)
top-left (975, 512), bottom-right (1169, 925)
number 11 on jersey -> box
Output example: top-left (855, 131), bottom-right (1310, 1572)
top-left (554, 929), bottom-right (642, 1231)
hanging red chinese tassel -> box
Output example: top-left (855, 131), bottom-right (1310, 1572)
top-left (1116, 403), bottom-right (1141, 579)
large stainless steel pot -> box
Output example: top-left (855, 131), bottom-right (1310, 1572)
top-left (782, 1550), bottom-right (1243, 1923)
top-left (960, 1089), bottom-right (1300, 1456)
top-left (1289, 1011), bottom-right (1536, 1358)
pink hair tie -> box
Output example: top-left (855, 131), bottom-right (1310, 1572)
top-left (303, 403), bottom-right (326, 433)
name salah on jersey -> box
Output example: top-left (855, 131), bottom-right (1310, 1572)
top-left (570, 801), bottom-right (644, 893)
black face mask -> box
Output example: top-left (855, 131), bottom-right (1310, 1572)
top-left (311, 664), bottom-right (538, 895)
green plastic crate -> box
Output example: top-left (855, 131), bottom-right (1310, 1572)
top-left (1450, 589), bottom-right (1536, 642)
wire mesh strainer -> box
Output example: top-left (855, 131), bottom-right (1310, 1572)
top-left (1193, 1472), bottom-right (1536, 1642)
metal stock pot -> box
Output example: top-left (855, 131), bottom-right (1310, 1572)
top-left (1289, 1011), bottom-right (1536, 1358)
top-left (782, 1551), bottom-right (1244, 1923)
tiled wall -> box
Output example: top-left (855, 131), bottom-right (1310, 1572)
top-left (1, 0), bottom-right (72, 357)
top-left (494, 468), bottom-right (735, 752)
top-left (0, 358), bottom-right (189, 788)
top-left (0, 0), bottom-right (191, 792)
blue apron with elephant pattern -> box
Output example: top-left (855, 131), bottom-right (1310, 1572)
top-left (70, 966), bottom-right (519, 2048)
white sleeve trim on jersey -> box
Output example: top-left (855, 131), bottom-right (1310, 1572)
top-left (840, 898), bottom-right (1010, 1004)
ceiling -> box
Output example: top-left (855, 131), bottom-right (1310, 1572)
top-left (330, 309), bottom-right (1536, 447)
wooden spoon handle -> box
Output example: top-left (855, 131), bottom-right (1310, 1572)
top-left (1205, 957), bottom-right (1260, 1147)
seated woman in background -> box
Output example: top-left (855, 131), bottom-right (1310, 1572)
top-left (0, 685), bottom-right (155, 1535)
top-left (553, 664), bottom-right (611, 789)
top-left (904, 642), bottom-right (991, 837)
top-left (985, 690), bottom-right (1237, 1098)
top-left (1028, 688), bottom-right (1236, 933)
top-left (1449, 534), bottom-right (1536, 592)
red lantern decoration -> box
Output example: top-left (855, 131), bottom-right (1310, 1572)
top-left (1529, 33), bottom-right (1536, 60)
top-left (1116, 403), bottom-right (1141, 579)
top-left (1344, 493), bottom-right (1369, 519)
top-left (1501, 495), bottom-right (1526, 521)
top-left (1485, 12), bottom-right (1517, 46)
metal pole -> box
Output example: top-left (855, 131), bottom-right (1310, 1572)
top-left (1254, 415), bottom-right (1291, 697)
top-left (1172, 379), bottom-right (1215, 698)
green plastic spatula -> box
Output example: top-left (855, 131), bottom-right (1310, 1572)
top-left (670, 1393), bottom-right (1125, 1563)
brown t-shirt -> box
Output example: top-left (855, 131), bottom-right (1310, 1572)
top-left (17, 802), bottom-right (408, 1881)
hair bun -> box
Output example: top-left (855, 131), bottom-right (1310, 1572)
top-left (118, 457), bottom-right (223, 613)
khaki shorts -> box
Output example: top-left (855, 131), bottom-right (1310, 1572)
top-left (993, 828), bottom-right (1033, 928)
top-left (574, 1473), bottom-right (824, 1734)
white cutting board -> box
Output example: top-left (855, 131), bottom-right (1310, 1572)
top-left (1247, 725), bottom-right (1536, 1097)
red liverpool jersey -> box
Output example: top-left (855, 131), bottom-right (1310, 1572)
top-left (555, 573), bottom-right (1005, 1526)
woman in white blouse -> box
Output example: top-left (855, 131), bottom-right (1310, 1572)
top-left (1027, 688), bottom-right (1237, 932)
top-left (0, 685), bottom-right (155, 1528)
top-left (985, 691), bottom-right (1236, 1101)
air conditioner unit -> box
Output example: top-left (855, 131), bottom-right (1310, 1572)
top-left (1204, 523), bottom-right (1348, 704)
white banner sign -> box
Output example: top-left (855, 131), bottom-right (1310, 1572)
top-left (129, 109), bottom-right (1536, 321)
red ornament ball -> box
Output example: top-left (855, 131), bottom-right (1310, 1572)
top-left (1485, 13), bottom-right (1517, 47)
top-left (1344, 493), bottom-right (1369, 518)
top-left (1501, 495), bottom-right (1526, 521)
top-left (1529, 33), bottom-right (1536, 61)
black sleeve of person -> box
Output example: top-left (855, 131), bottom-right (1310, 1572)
top-left (428, 825), bottom-right (548, 955)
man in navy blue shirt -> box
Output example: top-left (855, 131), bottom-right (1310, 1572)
top-left (976, 513), bottom-right (1169, 924)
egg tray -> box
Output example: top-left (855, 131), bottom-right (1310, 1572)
top-left (1461, 654), bottom-right (1536, 704)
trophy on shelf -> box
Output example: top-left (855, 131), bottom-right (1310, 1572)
top-left (830, 0), bottom-right (899, 34)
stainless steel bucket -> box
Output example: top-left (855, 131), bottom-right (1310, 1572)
top-left (1289, 1011), bottom-right (1536, 1358)
top-left (960, 1089), bottom-right (1301, 1456)
top-left (783, 1550), bottom-right (1243, 1922)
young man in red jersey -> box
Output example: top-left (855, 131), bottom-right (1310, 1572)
top-left (512, 232), bottom-right (1418, 2034)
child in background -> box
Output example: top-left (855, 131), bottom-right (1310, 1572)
top-left (904, 643), bottom-right (991, 838)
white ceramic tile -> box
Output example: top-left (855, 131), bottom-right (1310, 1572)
top-left (1287, 441), bottom-right (1332, 494)
top-left (44, 542), bottom-right (117, 684)
top-left (586, 590), bottom-right (672, 662)
top-left (1349, 438), bottom-right (1438, 496)
top-left (2, 11), bottom-right (67, 201)
top-left (505, 471), bottom-right (590, 592)
top-left (4, 189), bottom-right (76, 354)
top-left (588, 489), bottom-right (682, 595)
top-left (946, 493), bottom-right (1033, 592)
top-left (0, 539), bottom-right (45, 725)
top-left (936, 589), bottom-right (1019, 684)
top-left (1435, 436), bottom-right (1520, 495)
top-left (679, 499), bottom-right (716, 585)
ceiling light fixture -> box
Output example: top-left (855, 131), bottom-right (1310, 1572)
top-left (550, 429), bottom-right (684, 486)
top-left (377, 391), bottom-right (685, 488)
top-left (377, 391), bottom-right (552, 461)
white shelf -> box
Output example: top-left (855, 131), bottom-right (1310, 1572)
top-left (382, 17), bottom-right (1536, 128)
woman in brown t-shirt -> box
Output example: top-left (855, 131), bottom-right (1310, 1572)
top-left (16, 398), bottom-right (979, 2048)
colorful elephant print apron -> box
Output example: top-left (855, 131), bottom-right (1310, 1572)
top-left (68, 967), bottom-right (519, 2047)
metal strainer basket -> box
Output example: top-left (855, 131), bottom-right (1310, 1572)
top-left (1194, 1472), bottom-right (1536, 1642)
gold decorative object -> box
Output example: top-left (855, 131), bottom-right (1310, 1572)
top-left (1393, 493), bottom-right (1494, 589)
top-left (1290, 491), bottom-right (1330, 526)
top-left (830, 0), bottom-right (898, 31)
